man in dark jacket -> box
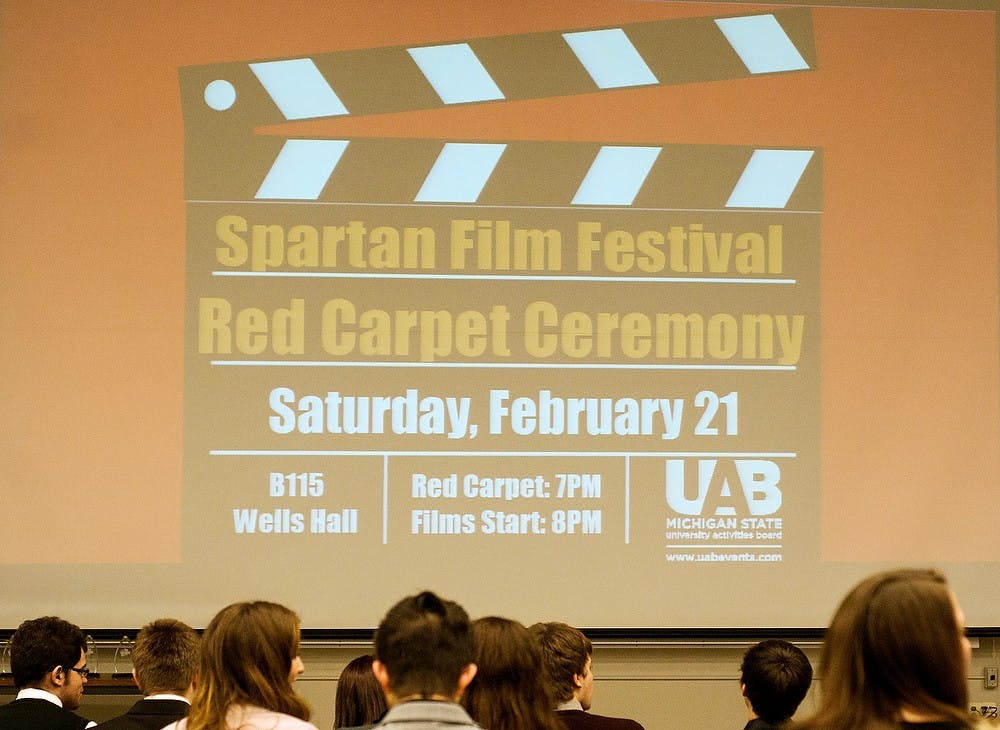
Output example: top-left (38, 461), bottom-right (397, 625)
top-left (93, 619), bottom-right (200, 730)
top-left (0, 616), bottom-right (94, 730)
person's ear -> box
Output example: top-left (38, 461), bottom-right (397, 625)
top-left (573, 672), bottom-right (584, 689)
top-left (741, 683), bottom-right (748, 697)
top-left (372, 659), bottom-right (392, 694)
top-left (456, 662), bottom-right (477, 696)
top-left (50, 666), bottom-right (67, 687)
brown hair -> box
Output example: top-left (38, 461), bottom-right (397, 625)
top-left (528, 622), bottom-right (592, 704)
top-left (9, 616), bottom-right (86, 689)
top-left (462, 617), bottom-right (563, 730)
top-left (131, 618), bottom-right (200, 695)
top-left (802, 568), bottom-right (972, 730)
top-left (334, 655), bottom-right (387, 729)
top-left (185, 601), bottom-right (310, 730)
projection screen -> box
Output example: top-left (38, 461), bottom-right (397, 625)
top-left (1, 0), bottom-right (997, 631)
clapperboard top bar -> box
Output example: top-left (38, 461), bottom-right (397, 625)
top-left (179, 9), bottom-right (820, 209)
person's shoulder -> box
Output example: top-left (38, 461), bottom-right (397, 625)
top-left (0, 699), bottom-right (91, 729)
top-left (744, 720), bottom-right (783, 730)
top-left (557, 710), bottom-right (644, 730)
top-left (252, 709), bottom-right (319, 730)
top-left (275, 716), bottom-right (318, 730)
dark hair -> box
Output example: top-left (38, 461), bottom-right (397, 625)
top-left (528, 622), bottom-right (592, 703)
top-left (801, 568), bottom-right (973, 730)
top-left (740, 639), bottom-right (812, 724)
top-left (186, 601), bottom-right (310, 730)
top-left (462, 617), bottom-right (563, 730)
top-left (373, 591), bottom-right (474, 698)
top-left (335, 654), bottom-right (387, 729)
top-left (131, 618), bottom-right (201, 695)
top-left (10, 616), bottom-right (87, 689)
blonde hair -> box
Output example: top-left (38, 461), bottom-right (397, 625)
top-left (132, 618), bottom-right (200, 695)
top-left (185, 601), bottom-right (310, 730)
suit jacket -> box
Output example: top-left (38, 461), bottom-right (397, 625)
top-left (93, 698), bottom-right (190, 730)
top-left (556, 709), bottom-right (645, 730)
top-left (0, 697), bottom-right (92, 730)
top-left (744, 719), bottom-right (786, 730)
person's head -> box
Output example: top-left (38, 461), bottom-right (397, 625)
top-left (334, 654), bottom-right (387, 729)
top-left (461, 617), bottom-right (563, 730)
top-left (808, 568), bottom-right (972, 730)
top-left (131, 618), bottom-right (200, 697)
top-left (529, 622), bottom-right (594, 709)
top-left (372, 590), bottom-right (476, 703)
top-left (186, 601), bottom-right (310, 730)
top-left (740, 640), bottom-right (812, 725)
top-left (9, 616), bottom-right (88, 709)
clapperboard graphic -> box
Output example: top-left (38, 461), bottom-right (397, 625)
top-left (179, 8), bottom-right (822, 561)
top-left (179, 9), bottom-right (820, 207)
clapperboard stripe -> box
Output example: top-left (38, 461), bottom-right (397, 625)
top-left (252, 138), bottom-right (819, 210)
top-left (180, 9), bottom-right (819, 208)
top-left (239, 10), bottom-right (815, 121)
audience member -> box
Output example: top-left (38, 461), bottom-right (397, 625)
top-left (94, 618), bottom-right (200, 730)
top-left (800, 568), bottom-right (974, 730)
top-left (0, 616), bottom-right (94, 730)
top-left (530, 622), bottom-right (644, 730)
top-left (370, 590), bottom-right (479, 730)
top-left (461, 616), bottom-right (563, 730)
top-left (739, 639), bottom-right (812, 730)
top-left (334, 655), bottom-right (386, 729)
top-left (162, 601), bottom-right (318, 730)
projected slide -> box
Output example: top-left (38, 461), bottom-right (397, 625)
top-left (181, 10), bottom-right (818, 592)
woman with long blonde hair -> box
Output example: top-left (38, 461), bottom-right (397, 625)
top-left (165, 601), bottom-right (318, 730)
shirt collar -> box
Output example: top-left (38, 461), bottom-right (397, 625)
top-left (144, 693), bottom-right (191, 703)
top-left (16, 687), bottom-right (63, 707)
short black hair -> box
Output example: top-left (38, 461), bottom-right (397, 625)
top-left (740, 639), bottom-right (813, 724)
top-left (10, 616), bottom-right (87, 689)
top-left (374, 591), bottom-right (474, 698)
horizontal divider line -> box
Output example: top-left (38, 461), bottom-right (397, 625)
top-left (209, 450), bottom-right (798, 457)
top-left (186, 199), bottom-right (823, 214)
top-left (211, 271), bottom-right (796, 284)
top-left (209, 361), bottom-right (797, 370)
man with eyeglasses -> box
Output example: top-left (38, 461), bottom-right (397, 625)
top-left (0, 616), bottom-right (95, 729)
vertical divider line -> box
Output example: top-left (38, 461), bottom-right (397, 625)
top-left (625, 455), bottom-right (631, 544)
top-left (383, 455), bottom-right (389, 545)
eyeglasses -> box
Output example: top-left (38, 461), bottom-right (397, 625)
top-left (68, 666), bottom-right (89, 679)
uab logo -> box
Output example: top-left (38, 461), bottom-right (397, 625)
top-left (665, 459), bottom-right (781, 516)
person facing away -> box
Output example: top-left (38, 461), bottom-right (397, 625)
top-left (0, 615), bottom-right (95, 730)
top-left (739, 640), bottom-right (812, 730)
top-left (460, 616), bottom-right (564, 730)
top-left (528, 622), bottom-right (645, 730)
top-left (94, 618), bottom-right (200, 730)
top-left (799, 568), bottom-right (975, 730)
top-left (162, 600), bottom-right (319, 730)
top-left (334, 654), bottom-right (387, 729)
top-left (370, 590), bottom-right (481, 730)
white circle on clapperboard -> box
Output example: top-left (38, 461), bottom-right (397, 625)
top-left (204, 80), bottom-right (237, 111)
